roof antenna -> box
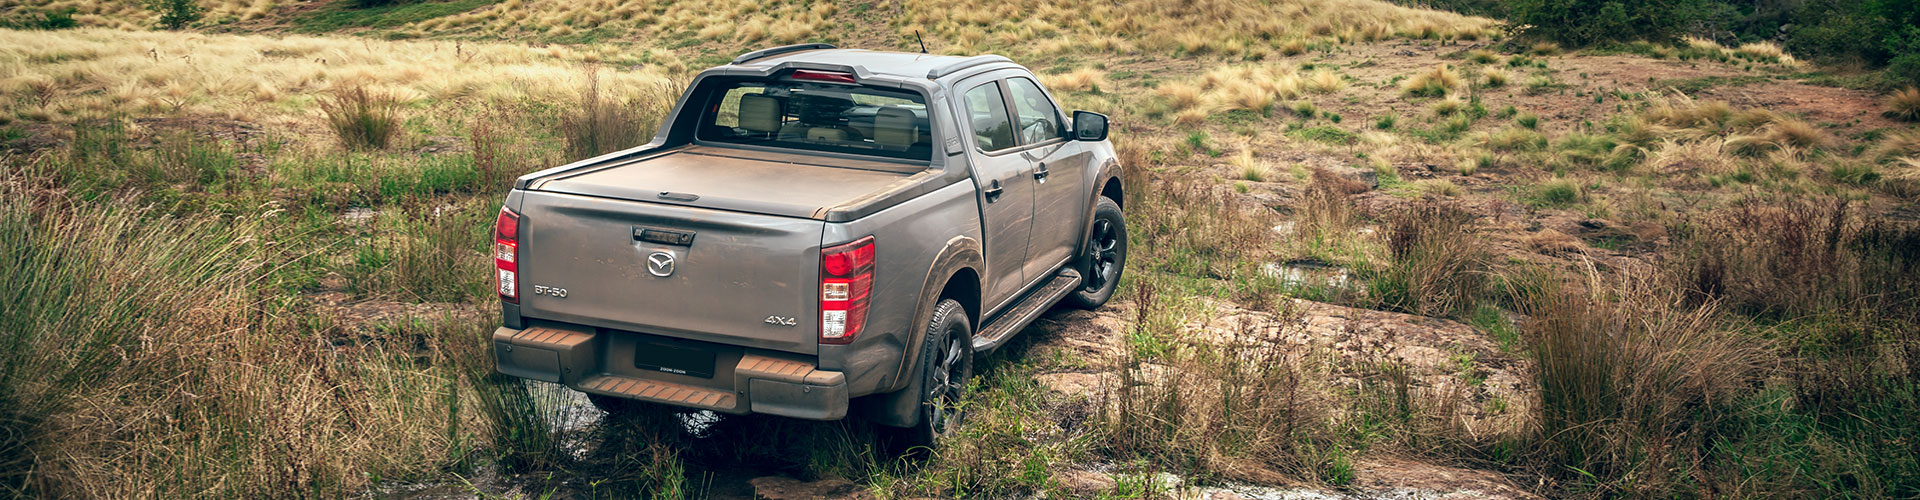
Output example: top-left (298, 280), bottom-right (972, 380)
top-left (915, 31), bottom-right (928, 54)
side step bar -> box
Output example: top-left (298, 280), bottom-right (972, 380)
top-left (972, 268), bottom-right (1082, 353)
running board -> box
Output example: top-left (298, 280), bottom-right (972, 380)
top-left (972, 269), bottom-right (1082, 353)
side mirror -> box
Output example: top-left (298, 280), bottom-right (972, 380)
top-left (1072, 110), bottom-right (1109, 141)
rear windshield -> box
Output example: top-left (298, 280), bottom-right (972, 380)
top-left (697, 79), bottom-right (933, 161)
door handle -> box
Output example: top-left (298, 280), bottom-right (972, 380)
top-left (983, 179), bottom-right (1004, 202)
top-left (1033, 163), bottom-right (1050, 181)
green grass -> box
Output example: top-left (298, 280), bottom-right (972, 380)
top-left (293, 0), bottom-right (496, 33)
top-left (1288, 125), bottom-right (1355, 144)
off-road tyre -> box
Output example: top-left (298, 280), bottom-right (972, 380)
top-left (1065, 196), bottom-right (1127, 310)
top-left (896, 299), bottom-right (974, 448)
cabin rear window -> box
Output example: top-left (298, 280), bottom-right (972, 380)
top-left (698, 79), bottom-right (933, 161)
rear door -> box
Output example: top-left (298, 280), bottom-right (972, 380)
top-left (1005, 76), bottom-right (1091, 281)
top-left (958, 77), bottom-right (1037, 311)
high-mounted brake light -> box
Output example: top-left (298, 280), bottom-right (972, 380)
top-left (820, 236), bottom-right (875, 344)
top-left (791, 70), bottom-right (857, 84)
top-left (495, 207), bottom-right (521, 303)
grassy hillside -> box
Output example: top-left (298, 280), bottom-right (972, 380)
top-left (2, 0), bottom-right (1918, 498)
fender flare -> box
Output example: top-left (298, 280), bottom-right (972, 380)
top-left (884, 235), bottom-right (984, 393)
top-left (1074, 159), bottom-right (1124, 262)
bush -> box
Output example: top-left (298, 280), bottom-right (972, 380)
top-left (1, 7), bottom-right (79, 29)
top-left (143, 0), bottom-right (201, 29)
top-left (320, 85), bottom-right (403, 150)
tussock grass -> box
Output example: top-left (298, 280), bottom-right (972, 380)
top-left (0, 164), bottom-right (546, 497)
top-left (901, 0), bottom-right (1494, 58)
top-left (320, 84), bottom-right (403, 150)
top-left (1304, 69), bottom-right (1346, 93)
top-left (1886, 86), bottom-right (1920, 122)
top-left (1370, 201), bottom-right (1488, 318)
top-left (1102, 286), bottom-right (1334, 483)
top-left (1515, 269), bottom-right (1772, 497)
top-left (1479, 66), bottom-right (1509, 87)
top-left (0, 29), bottom-right (678, 125)
top-left (1040, 67), bottom-right (1109, 93)
top-left (1232, 148), bottom-right (1268, 181)
top-left (562, 66), bottom-right (679, 161)
top-left (1402, 64), bottom-right (1462, 97)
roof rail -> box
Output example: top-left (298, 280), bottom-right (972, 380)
top-left (925, 55), bottom-right (1012, 79)
top-left (731, 43), bottom-right (837, 65)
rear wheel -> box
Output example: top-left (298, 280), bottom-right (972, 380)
top-left (897, 299), bottom-right (973, 448)
top-left (1066, 197), bottom-right (1126, 310)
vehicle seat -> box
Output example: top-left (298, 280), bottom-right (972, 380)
top-left (737, 94), bottom-right (783, 134)
top-left (874, 107), bottom-right (920, 148)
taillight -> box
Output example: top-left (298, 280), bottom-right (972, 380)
top-left (791, 70), bottom-right (857, 84)
top-left (820, 236), bottom-right (874, 344)
top-left (495, 207), bottom-right (520, 303)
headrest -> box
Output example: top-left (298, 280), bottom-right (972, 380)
top-left (737, 94), bottom-right (782, 133)
top-left (874, 107), bottom-right (919, 147)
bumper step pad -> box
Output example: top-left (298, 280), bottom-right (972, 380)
top-left (579, 374), bottom-right (739, 411)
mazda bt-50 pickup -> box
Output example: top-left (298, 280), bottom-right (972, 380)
top-left (490, 44), bottom-right (1127, 445)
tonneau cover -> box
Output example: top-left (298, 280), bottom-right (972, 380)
top-left (532, 146), bottom-right (926, 220)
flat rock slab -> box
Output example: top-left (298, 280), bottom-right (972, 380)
top-left (749, 476), bottom-right (871, 500)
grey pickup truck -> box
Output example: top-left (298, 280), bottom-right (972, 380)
top-left (490, 44), bottom-right (1127, 445)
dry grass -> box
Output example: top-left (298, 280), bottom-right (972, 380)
top-left (561, 66), bottom-right (678, 161)
top-left (901, 0), bottom-right (1493, 58)
top-left (417, 0), bottom-right (832, 43)
top-left (1479, 66), bottom-right (1510, 87)
top-left (1516, 268), bottom-right (1771, 497)
top-left (1402, 64), bottom-right (1462, 97)
top-left (1371, 201), bottom-right (1488, 318)
top-left (1102, 289), bottom-right (1333, 483)
top-left (1039, 67), bottom-right (1109, 93)
top-left (0, 0), bottom-right (274, 29)
top-left (1304, 69), bottom-right (1346, 93)
top-left (1886, 86), bottom-right (1920, 122)
top-left (319, 84), bottom-right (402, 150)
top-left (0, 164), bottom-right (542, 497)
top-left (0, 29), bottom-right (677, 125)
top-left (1157, 64), bottom-right (1325, 116)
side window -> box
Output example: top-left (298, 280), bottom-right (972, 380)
top-left (963, 82), bottom-right (1016, 151)
top-left (1007, 78), bottom-right (1063, 145)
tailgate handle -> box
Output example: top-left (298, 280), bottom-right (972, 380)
top-left (657, 191), bottom-right (700, 202)
top-left (635, 227), bottom-right (696, 246)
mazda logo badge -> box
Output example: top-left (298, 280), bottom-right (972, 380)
top-left (646, 251), bottom-right (675, 277)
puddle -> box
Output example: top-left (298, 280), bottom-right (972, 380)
top-left (1261, 259), bottom-right (1354, 289)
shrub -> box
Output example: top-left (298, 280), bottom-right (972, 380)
top-left (143, 0), bottom-right (201, 29)
top-left (1887, 86), bottom-right (1920, 122)
top-left (1375, 114), bottom-right (1397, 130)
top-left (1, 7), bottom-right (78, 29)
top-left (319, 85), bottom-right (403, 150)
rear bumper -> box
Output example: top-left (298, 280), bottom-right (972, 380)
top-left (492, 324), bottom-right (849, 420)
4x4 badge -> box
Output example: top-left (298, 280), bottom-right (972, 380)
top-left (646, 252), bottom-right (675, 277)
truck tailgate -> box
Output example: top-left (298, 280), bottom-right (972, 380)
top-left (532, 146), bottom-right (921, 220)
top-left (516, 190), bottom-right (824, 355)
